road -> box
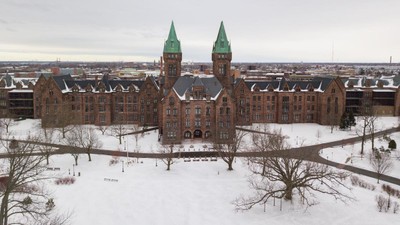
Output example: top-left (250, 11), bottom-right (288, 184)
top-left (1, 126), bottom-right (399, 185)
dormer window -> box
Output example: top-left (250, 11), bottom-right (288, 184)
top-left (348, 81), bottom-right (354, 89)
top-left (283, 84), bottom-right (289, 91)
top-left (72, 85), bottom-right (79, 92)
top-left (268, 85), bottom-right (274, 92)
top-left (377, 81), bottom-right (384, 88)
top-left (86, 85), bottom-right (93, 93)
top-left (16, 82), bottom-right (23, 89)
top-left (115, 85), bottom-right (122, 92)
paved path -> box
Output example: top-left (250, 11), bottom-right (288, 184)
top-left (1, 126), bottom-right (399, 185)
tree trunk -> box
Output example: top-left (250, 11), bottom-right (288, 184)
top-left (74, 156), bottom-right (78, 166)
top-left (0, 192), bottom-right (9, 225)
top-left (284, 186), bottom-right (293, 200)
top-left (227, 159), bottom-right (233, 171)
top-left (46, 154), bottom-right (50, 165)
top-left (119, 135), bottom-right (122, 145)
top-left (167, 160), bottom-right (171, 171)
top-left (87, 151), bottom-right (92, 162)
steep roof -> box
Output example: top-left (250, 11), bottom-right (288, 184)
top-left (163, 21), bottom-right (181, 53)
top-left (243, 77), bottom-right (335, 92)
top-left (173, 75), bottom-right (222, 99)
top-left (212, 21), bottom-right (231, 54)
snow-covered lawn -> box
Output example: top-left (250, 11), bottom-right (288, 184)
top-left (2, 117), bottom-right (400, 225)
top-left (320, 132), bottom-right (400, 179)
top-left (45, 155), bottom-right (400, 225)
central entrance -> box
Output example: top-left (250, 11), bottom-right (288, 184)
top-left (193, 130), bottom-right (202, 138)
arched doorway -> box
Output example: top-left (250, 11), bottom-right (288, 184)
top-left (193, 130), bottom-right (202, 138)
top-left (184, 131), bottom-right (192, 139)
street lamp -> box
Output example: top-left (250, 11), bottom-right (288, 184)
top-left (72, 164), bottom-right (75, 176)
top-left (122, 160), bottom-right (124, 172)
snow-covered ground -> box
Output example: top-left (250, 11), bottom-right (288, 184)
top-left (321, 132), bottom-right (400, 179)
top-left (1, 117), bottom-right (400, 225)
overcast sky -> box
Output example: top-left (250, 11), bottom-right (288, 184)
top-left (0, 0), bottom-right (399, 63)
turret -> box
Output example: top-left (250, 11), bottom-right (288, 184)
top-left (163, 21), bottom-right (182, 90)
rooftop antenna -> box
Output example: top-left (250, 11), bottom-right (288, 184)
top-left (390, 56), bottom-right (392, 64)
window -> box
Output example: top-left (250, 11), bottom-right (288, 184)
top-left (282, 114), bottom-right (289, 122)
top-left (335, 97), bottom-right (339, 114)
top-left (195, 118), bottom-right (201, 128)
top-left (166, 108), bottom-right (170, 115)
top-left (173, 108), bottom-right (177, 116)
top-left (294, 114), bottom-right (300, 122)
top-left (218, 64), bottom-right (227, 76)
top-left (226, 107), bottom-right (230, 115)
top-left (332, 88), bottom-right (336, 93)
top-left (185, 108), bottom-right (190, 115)
top-left (168, 64), bottom-right (177, 76)
top-left (185, 119), bottom-right (190, 128)
top-left (195, 107), bottom-right (201, 115)
top-left (327, 97), bottom-right (331, 113)
top-left (206, 107), bottom-right (211, 115)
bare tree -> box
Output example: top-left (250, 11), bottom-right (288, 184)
top-left (356, 96), bottom-right (376, 155)
top-left (369, 116), bottom-right (378, 150)
top-left (63, 130), bottom-right (80, 166)
top-left (111, 124), bottom-right (127, 145)
top-left (250, 125), bottom-right (271, 175)
top-left (74, 126), bottom-right (102, 162)
top-left (235, 129), bottom-right (352, 210)
top-left (369, 150), bottom-right (393, 183)
top-left (97, 125), bottom-right (108, 135)
top-left (158, 144), bottom-right (176, 171)
top-left (0, 137), bottom-right (55, 225)
top-left (131, 124), bottom-right (141, 147)
top-left (0, 115), bottom-right (15, 134)
top-left (38, 128), bottom-right (57, 165)
top-left (213, 129), bottom-right (246, 171)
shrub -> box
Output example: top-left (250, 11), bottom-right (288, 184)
top-left (382, 184), bottom-right (400, 198)
top-left (350, 175), bottom-right (376, 191)
top-left (109, 157), bottom-right (119, 166)
top-left (376, 195), bottom-right (387, 212)
top-left (388, 140), bottom-right (397, 150)
top-left (55, 177), bottom-right (76, 185)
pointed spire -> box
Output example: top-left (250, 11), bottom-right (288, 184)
top-left (163, 21), bottom-right (181, 53)
top-left (213, 21), bottom-right (231, 54)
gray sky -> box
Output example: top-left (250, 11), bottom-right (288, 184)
top-left (0, 0), bottom-right (399, 63)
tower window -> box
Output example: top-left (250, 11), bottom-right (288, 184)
top-left (168, 64), bottom-right (177, 76)
top-left (218, 64), bottom-right (227, 76)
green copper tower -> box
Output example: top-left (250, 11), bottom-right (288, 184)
top-left (212, 21), bottom-right (232, 90)
top-left (163, 21), bottom-right (182, 90)
top-left (212, 21), bottom-right (231, 54)
top-left (164, 21), bottom-right (181, 53)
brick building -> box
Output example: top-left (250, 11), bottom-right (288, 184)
top-left (159, 22), bottom-right (236, 144)
top-left (5, 21), bottom-right (396, 145)
top-left (33, 74), bottom-right (160, 127)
